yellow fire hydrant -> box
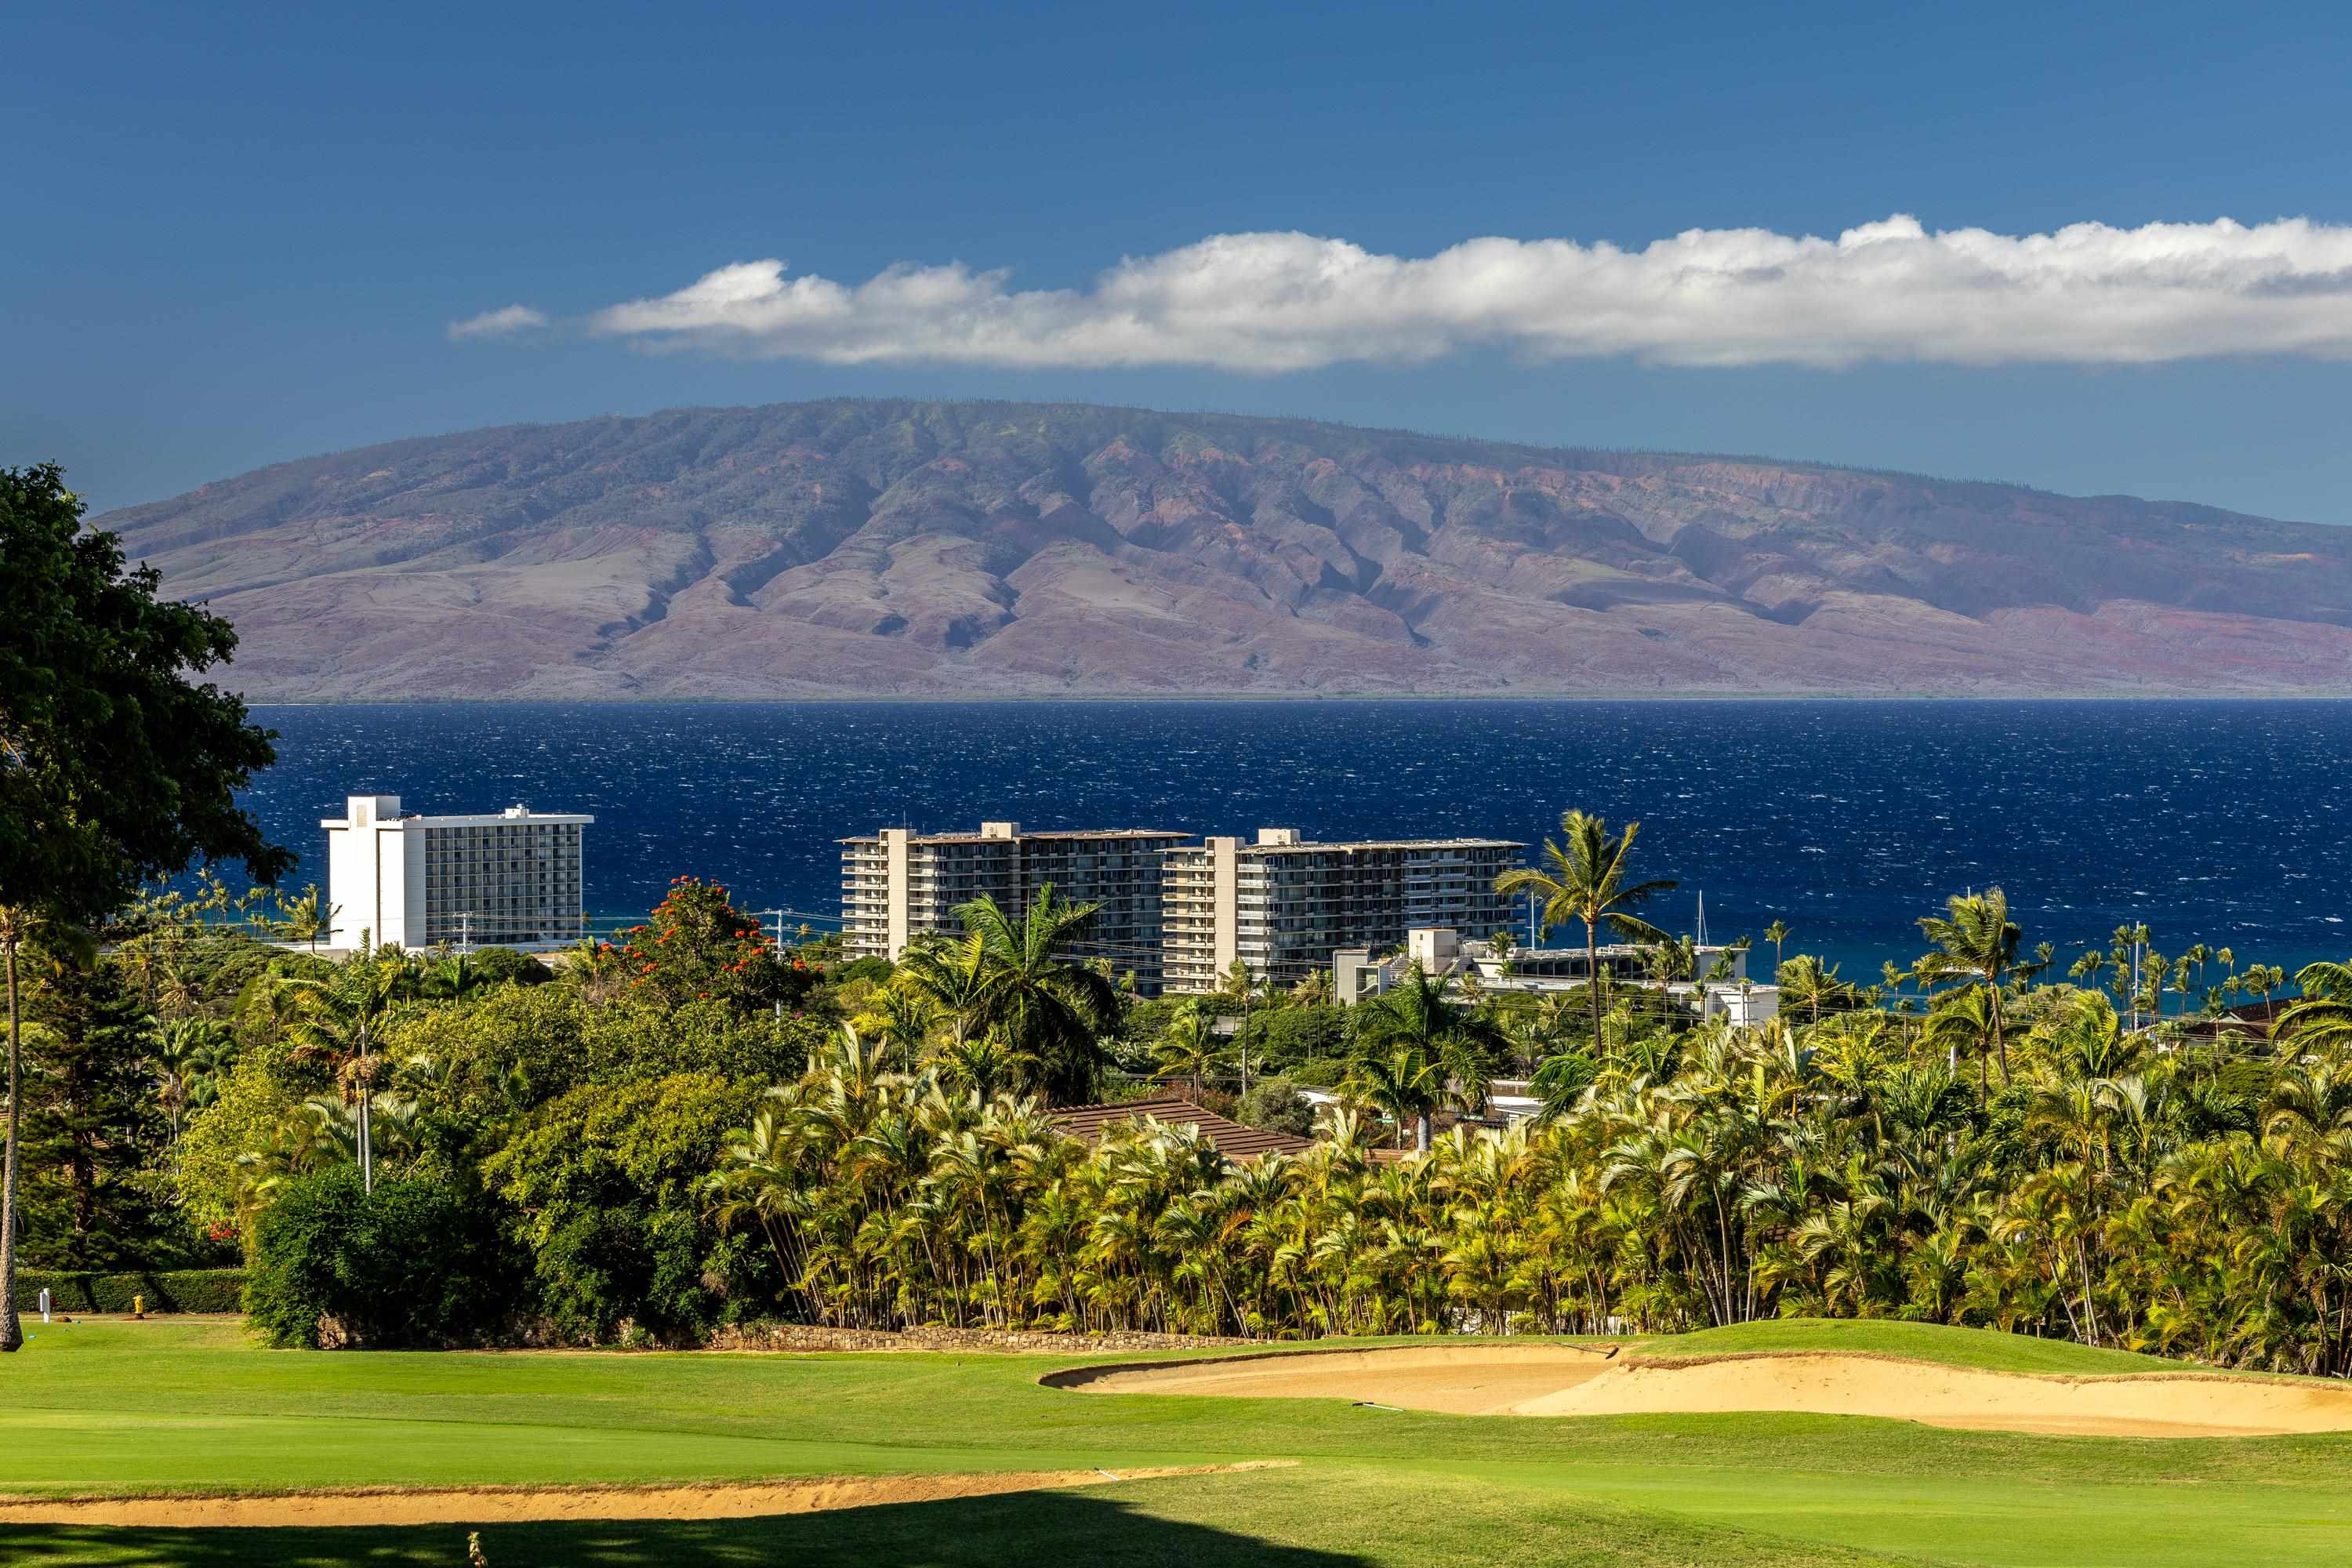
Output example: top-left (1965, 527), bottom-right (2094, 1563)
top-left (132, 1294), bottom-right (146, 1319)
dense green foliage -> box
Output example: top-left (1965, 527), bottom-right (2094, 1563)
top-left (484, 1073), bottom-right (773, 1344)
top-left (0, 463), bottom-right (288, 926)
top-left (243, 1167), bottom-right (506, 1348)
top-left (0, 462), bottom-right (291, 1350)
top-left (21, 770), bottom-right (2352, 1374)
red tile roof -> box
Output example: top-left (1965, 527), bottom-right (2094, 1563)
top-left (1050, 1091), bottom-right (1316, 1162)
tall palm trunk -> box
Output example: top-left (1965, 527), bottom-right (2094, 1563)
top-left (1, 916), bottom-right (23, 1352)
top-left (1988, 982), bottom-right (2009, 1086)
top-left (1588, 920), bottom-right (1604, 1051)
top-left (357, 1013), bottom-right (373, 1194)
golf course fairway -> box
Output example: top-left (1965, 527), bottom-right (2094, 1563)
top-left (5, 1316), bottom-right (2350, 1566)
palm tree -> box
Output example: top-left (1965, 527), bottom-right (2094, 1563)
top-left (272, 883), bottom-right (338, 952)
top-left (2274, 958), bottom-right (2352, 1053)
top-left (1214, 960), bottom-right (1274, 1091)
top-left (956, 885), bottom-right (1120, 1106)
top-left (1346, 1046), bottom-right (1446, 1151)
top-left (1922, 984), bottom-right (1996, 1094)
top-left (933, 1028), bottom-right (1022, 1102)
top-left (1153, 999), bottom-right (1229, 1094)
top-left (1495, 810), bottom-right (1679, 1049)
top-left (860, 982), bottom-right (938, 1072)
top-left (152, 1016), bottom-right (230, 1149)
top-left (1764, 920), bottom-right (1790, 975)
top-left (278, 953), bottom-right (403, 1192)
top-left (1915, 888), bottom-right (2023, 1084)
top-left (0, 903), bottom-right (31, 1350)
top-left (2029, 990), bottom-right (2132, 1081)
top-left (896, 932), bottom-right (993, 1051)
top-left (1776, 953), bottom-right (1849, 1025)
top-left (1350, 964), bottom-right (1503, 1149)
top-left (419, 952), bottom-right (488, 1003)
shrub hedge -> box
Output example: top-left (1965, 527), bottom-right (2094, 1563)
top-left (245, 1167), bottom-right (510, 1348)
top-left (13, 1269), bottom-right (247, 1314)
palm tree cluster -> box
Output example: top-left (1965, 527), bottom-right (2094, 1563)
top-left (713, 1026), bottom-right (1486, 1335)
top-left (705, 981), bottom-right (2352, 1370)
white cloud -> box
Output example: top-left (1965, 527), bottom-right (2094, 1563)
top-left (573, 215), bottom-right (2352, 371)
top-left (448, 303), bottom-right (550, 341)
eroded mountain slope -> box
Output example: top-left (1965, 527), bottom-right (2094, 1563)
top-left (100, 399), bottom-right (2352, 697)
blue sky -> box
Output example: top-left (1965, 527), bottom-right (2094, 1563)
top-left (10, 1), bottom-right (2352, 519)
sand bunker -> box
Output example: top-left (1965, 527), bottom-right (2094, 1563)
top-left (1055, 1345), bottom-right (2352, 1438)
top-left (1052, 1344), bottom-right (1616, 1416)
top-left (0, 1463), bottom-right (1285, 1529)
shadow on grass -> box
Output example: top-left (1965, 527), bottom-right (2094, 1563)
top-left (0, 1486), bottom-right (1375, 1568)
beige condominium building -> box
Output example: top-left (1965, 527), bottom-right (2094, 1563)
top-left (324, 794), bottom-right (591, 952)
top-left (840, 821), bottom-right (1191, 989)
top-left (1160, 828), bottom-right (1523, 993)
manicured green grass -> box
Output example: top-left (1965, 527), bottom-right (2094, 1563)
top-left (6, 1468), bottom-right (1907, 1568)
top-left (1631, 1318), bottom-right (2195, 1374)
top-left (7, 1317), bottom-right (2352, 1567)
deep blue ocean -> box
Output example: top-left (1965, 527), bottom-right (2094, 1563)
top-left (235, 701), bottom-right (2352, 983)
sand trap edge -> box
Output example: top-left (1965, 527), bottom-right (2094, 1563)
top-left (1038, 1340), bottom-right (1616, 1391)
top-left (0, 1461), bottom-right (1297, 1528)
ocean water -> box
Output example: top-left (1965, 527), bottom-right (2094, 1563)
top-left (234, 700), bottom-right (2352, 984)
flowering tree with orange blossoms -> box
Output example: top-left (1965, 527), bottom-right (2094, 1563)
top-left (608, 877), bottom-right (819, 1015)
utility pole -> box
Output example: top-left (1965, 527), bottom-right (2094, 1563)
top-left (1237, 960), bottom-right (1253, 1099)
top-left (756, 909), bottom-right (788, 1021)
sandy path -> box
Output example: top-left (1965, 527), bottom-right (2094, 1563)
top-left (0, 1463), bottom-right (1287, 1528)
top-left (1062, 1345), bottom-right (2352, 1438)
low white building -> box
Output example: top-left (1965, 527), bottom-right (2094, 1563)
top-left (1334, 926), bottom-right (1779, 1027)
top-left (325, 794), bottom-right (591, 952)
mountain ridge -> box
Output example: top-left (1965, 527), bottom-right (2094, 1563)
top-left (98, 397), bottom-right (2352, 699)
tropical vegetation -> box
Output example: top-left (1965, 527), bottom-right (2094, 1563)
top-left (6, 806), bottom-right (2347, 1379)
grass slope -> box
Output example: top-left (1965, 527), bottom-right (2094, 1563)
top-left (6, 1318), bottom-right (2351, 1567)
top-left (1632, 1319), bottom-right (2194, 1374)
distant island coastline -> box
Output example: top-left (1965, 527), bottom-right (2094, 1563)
top-left (101, 397), bottom-right (2352, 702)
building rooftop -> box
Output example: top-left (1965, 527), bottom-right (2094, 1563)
top-left (1050, 1091), bottom-right (1316, 1162)
top-left (840, 827), bottom-right (1187, 845)
top-left (323, 793), bottom-right (592, 829)
top-left (1181, 836), bottom-right (1524, 856)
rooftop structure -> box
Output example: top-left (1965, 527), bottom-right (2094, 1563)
top-left (1335, 926), bottom-right (1777, 1028)
top-left (1049, 1091), bottom-right (1316, 1162)
top-left (1161, 829), bottom-right (1521, 994)
top-left (323, 794), bottom-right (591, 952)
top-left (840, 821), bottom-right (1190, 990)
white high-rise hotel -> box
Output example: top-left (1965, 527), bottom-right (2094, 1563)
top-left (325, 794), bottom-right (591, 951)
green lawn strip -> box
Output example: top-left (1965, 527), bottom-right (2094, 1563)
top-left (1624, 1319), bottom-right (2229, 1376)
top-left (0, 1466), bottom-right (1915, 1568)
top-left (1385, 1443), bottom-right (2352, 1568)
top-left (0, 1410), bottom-right (1211, 1497)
